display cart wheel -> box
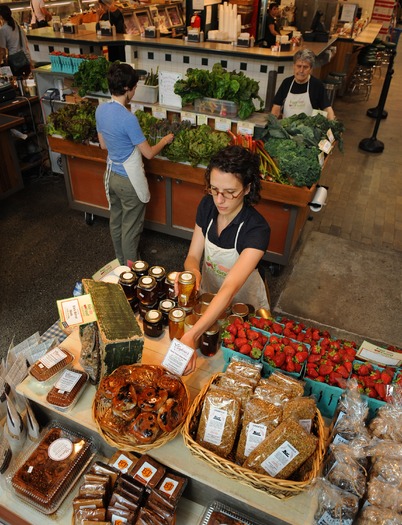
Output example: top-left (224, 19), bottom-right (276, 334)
top-left (268, 263), bottom-right (283, 277)
top-left (85, 212), bottom-right (95, 225)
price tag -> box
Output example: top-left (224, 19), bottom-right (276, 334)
top-left (327, 128), bottom-right (335, 143)
top-left (152, 107), bottom-right (167, 120)
top-left (357, 340), bottom-right (402, 367)
top-left (318, 139), bottom-right (332, 154)
top-left (162, 338), bottom-right (195, 376)
top-left (318, 151), bottom-right (325, 167)
top-left (197, 114), bottom-right (208, 126)
top-left (181, 111), bottom-right (197, 125)
top-left (57, 294), bottom-right (97, 328)
top-left (215, 117), bottom-right (231, 132)
top-left (237, 121), bottom-right (254, 135)
top-left (131, 102), bottom-right (144, 113)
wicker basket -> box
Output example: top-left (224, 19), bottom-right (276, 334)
top-left (92, 365), bottom-right (190, 453)
top-left (181, 373), bottom-right (326, 499)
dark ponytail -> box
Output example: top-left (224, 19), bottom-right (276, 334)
top-left (0, 5), bottom-right (16, 31)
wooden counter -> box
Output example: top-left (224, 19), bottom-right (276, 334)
top-left (15, 326), bottom-right (319, 525)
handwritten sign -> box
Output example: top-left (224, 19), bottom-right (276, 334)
top-left (159, 71), bottom-right (183, 108)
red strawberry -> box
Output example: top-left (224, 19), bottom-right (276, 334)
top-left (365, 387), bottom-right (378, 398)
top-left (226, 324), bottom-right (237, 335)
top-left (272, 353), bottom-right (286, 368)
top-left (223, 334), bottom-right (235, 345)
top-left (315, 376), bottom-right (326, 382)
top-left (239, 344), bottom-right (251, 355)
top-left (319, 364), bottom-right (334, 376)
top-left (247, 330), bottom-right (259, 341)
top-left (284, 345), bottom-right (295, 357)
top-left (308, 354), bottom-right (322, 363)
top-left (237, 329), bottom-right (246, 339)
top-left (343, 361), bottom-right (352, 374)
top-left (243, 322), bottom-right (250, 330)
top-left (264, 345), bottom-right (275, 359)
top-left (355, 363), bottom-right (370, 376)
top-left (329, 371), bottom-right (343, 386)
top-left (307, 368), bottom-right (319, 378)
top-left (286, 361), bottom-right (295, 373)
top-left (374, 382), bottom-right (386, 400)
top-left (251, 340), bottom-right (263, 350)
top-left (336, 365), bottom-right (349, 379)
top-left (269, 335), bottom-right (279, 344)
top-left (234, 337), bottom-right (248, 348)
top-left (272, 323), bottom-right (283, 334)
top-left (381, 371), bottom-right (393, 384)
top-left (294, 351), bottom-right (308, 364)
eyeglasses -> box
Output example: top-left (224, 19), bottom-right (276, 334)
top-left (206, 187), bottom-right (244, 200)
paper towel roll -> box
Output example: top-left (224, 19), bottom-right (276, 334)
top-left (309, 186), bottom-right (328, 212)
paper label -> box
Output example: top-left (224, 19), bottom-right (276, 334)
top-left (357, 340), bottom-right (402, 367)
top-left (204, 407), bottom-right (227, 445)
top-left (111, 515), bottom-right (128, 524)
top-left (261, 440), bottom-right (299, 477)
top-left (57, 294), bottom-right (97, 327)
top-left (159, 476), bottom-right (179, 496)
top-left (197, 114), bottom-right (208, 126)
top-left (159, 71), bottom-right (183, 108)
top-left (299, 419), bottom-right (312, 433)
top-left (134, 461), bottom-right (158, 485)
top-left (237, 121), bottom-right (254, 135)
top-left (152, 107), bottom-right (167, 120)
top-left (55, 370), bottom-right (81, 393)
top-left (92, 258), bottom-right (120, 281)
top-left (39, 347), bottom-right (67, 369)
top-left (332, 433), bottom-right (349, 445)
top-left (48, 437), bottom-right (73, 461)
top-left (327, 128), bottom-right (335, 143)
top-left (244, 422), bottom-right (267, 457)
top-left (214, 117), bottom-right (231, 132)
top-left (181, 111), bottom-right (197, 125)
top-left (319, 151), bottom-right (325, 167)
top-left (162, 338), bottom-right (195, 376)
top-left (112, 453), bottom-right (135, 473)
top-left (130, 102), bottom-right (144, 113)
top-left (318, 139), bottom-right (332, 154)
top-left (317, 511), bottom-right (352, 525)
top-left (332, 410), bottom-right (346, 430)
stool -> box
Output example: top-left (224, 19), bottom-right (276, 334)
top-left (323, 76), bottom-right (342, 106)
top-left (328, 72), bottom-right (347, 97)
top-left (348, 64), bottom-right (374, 100)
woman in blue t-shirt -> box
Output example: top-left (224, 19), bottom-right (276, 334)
top-left (96, 63), bottom-right (173, 265)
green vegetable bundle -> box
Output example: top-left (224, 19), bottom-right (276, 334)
top-left (174, 63), bottom-right (264, 120)
top-left (46, 100), bottom-right (98, 144)
top-left (73, 56), bottom-right (110, 97)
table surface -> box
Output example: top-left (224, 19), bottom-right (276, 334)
top-left (15, 321), bottom-right (319, 525)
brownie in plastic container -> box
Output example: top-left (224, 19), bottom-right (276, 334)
top-left (10, 423), bottom-right (95, 514)
top-left (46, 368), bottom-right (88, 411)
top-left (29, 347), bottom-right (74, 383)
top-left (198, 500), bottom-right (265, 525)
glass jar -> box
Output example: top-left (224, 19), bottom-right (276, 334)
top-left (159, 298), bottom-right (175, 326)
top-left (198, 292), bottom-right (215, 306)
top-left (193, 302), bottom-right (208, 319)
top-left (149, 265), bottom-right (166, 298)
top-left (118, 271), bottom-right (137, 301)
top-left (164, 271), bottom-right (178, 301)
top-left (168, 307), bottom-right (186, 340)
top-left (200, 323), bottom-right (220, 357)
top-left (138, 300), bottom-right (158, 319)
top-left (246, 304), bottom-right (256, 317)
top-left (184, 313), bottom-right (198, 333)
top-left (226, 314), bottom-right (243, 325)
top-left (143, 310), bottom-right (164, 338)
top-left (137, 275), bottom-right (158, 306)
top-left (178, 271), bottom-right (197, 309)
top-left (132, 260), bottom-right (149, 278)
top-left (231, 303), bottom-right (249, 321)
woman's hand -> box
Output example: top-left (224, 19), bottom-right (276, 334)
top-left (163, 133), bottom-right (174, 146)
top-left (179, 331), bottom-right (198, 375)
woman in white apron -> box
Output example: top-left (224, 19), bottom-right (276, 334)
top-left (177, 145), bottom-right (271, 372)
top-left (96, 63), bottom-right (173, 265)
top-left (271, 49), bottom-right (335, 120)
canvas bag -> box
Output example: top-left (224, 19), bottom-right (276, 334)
top-left (8, 24), bottom-right (31, 76)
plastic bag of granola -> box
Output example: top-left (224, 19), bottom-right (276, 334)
top-left (356, 504), bottom-right (401, 524)
top-left (323, 442), bottom-right (367, 498)
top-left (314, 477), bottom-right (359, 525)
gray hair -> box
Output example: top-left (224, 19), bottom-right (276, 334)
top-left (293, 49), bottom-right (316, 68)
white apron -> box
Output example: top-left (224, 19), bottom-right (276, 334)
top-left (283, 78), bottom-right (313, 118)
top-left (200, 219), bottom-right (270, 309)
top-left (104, 100), bottom-right (150, 208)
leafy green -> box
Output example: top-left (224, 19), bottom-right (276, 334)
top-left (264, 138), bottom-right (322, 187)
top-left (73, 57), bottom-right (111, 97)
top-left (46, 101), bottom-right (98, 143)
top-left (174, 63), bottom-right (263, 120)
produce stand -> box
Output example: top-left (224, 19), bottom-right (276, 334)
top-left (47, 136), bottom-right (319, 268)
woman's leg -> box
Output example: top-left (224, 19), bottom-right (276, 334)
top-left (108, 172), bottom-right (124, 264)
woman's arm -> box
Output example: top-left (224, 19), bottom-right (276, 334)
top-left (97, 131), bottom-right (107, 149)
top-left (180, 246), bottom-right (265, 358)
top-left (182, 224), bottom-right (205, 290)
top-left (137, 134), bottom-right (174, 159)
top-left (323, 106), bottom-right (335, 120)
top-left (268, 23), bottom-right (280, 37)
top-left (270, 104), bottom-right (282, 118)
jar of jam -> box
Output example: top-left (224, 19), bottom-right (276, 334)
top-left (231, 302), bottom-right (249, 321)
top-left (226, 314), bottom-right (243, 325)
top-left (198, 292), bottom-right (215, 306)
top-left (164, 271), bottom-right (178, 301)
top-left (118, 271), bottom-right (137, 301)
top-left (159, 298), bottom-right (175, 326)
top-left (144, 310), bottom-right (164, 338)
top-left (193, 302), bottom-right (208, 319)
top-left (246, 304), bottom-right (256, 317)
top-left (200, 323), bottom-right (220, 357)
top-left (184, 313), bottom-right (198, 333)
top-left (168, 307), bottom-right (186, 340)
top-left (148, 265), bottom-right (166, 298)
top-left (139, 300), bottom-right (158, 319)
top-left (137, 275), bottom-right (158, 306)
top-left (132, 260), bottom-right (149, 278)
top-left (178, 271), bottom-right (197, 309)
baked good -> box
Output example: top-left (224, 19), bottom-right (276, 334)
top-left (157, 398), bottom-right (185, 433)
top-left (137, 387), bottom-right (168, 412)
top-left (29, 347), bottom-right (74, 382)
top-left (97, 374), bottom-right (128, 400)
top-left (12, 426), bottom-right (92, 513)
top-left (131, 454), bottom-right (166, 488)
top-left (127, 412), bottom-right (160, 443)
top-left (99, 407), bottom-right (128, 437)
top-left (46, 369), bottom-right (88, 410)
top-left (156, 473), bottom-right (187, 504)
top-left (156, 373), bottom-right (182, 396)
top-left (111, 383), bottom-right (138, 420)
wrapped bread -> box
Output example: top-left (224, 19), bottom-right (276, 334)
top-left (282, 396), bottom-right (316, 432)
top-left (243, 419), bottom-right (317, 479)
top-left (259, 371), bottom-right (304, 398)
top-left (196, 386), bottom-right (241, 458)
top-left (235, 398), bottom-right (282, 464)
top-left (224, 358), bottom-right (262, 386)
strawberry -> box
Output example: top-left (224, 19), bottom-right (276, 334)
top-left (269, 335), bottom-right (279, 345)
top-left (243, 322), bottom-right (250, 330)
top-left (286, 361), bottom-right (295, 373)
top-left (365, 387), bottom-right (378, 398)
top-left (272, 353), bottom-right (286, 368)
top-left (223, 333), bottom-right (235, 345)
top-left (294, 351), bottom-right (308, 364)
top-left (318, 364), bottom-right (334, 376)
top-left (308, 354), bottom-right (322, 363)
top-left (374, 382), bottom-right (386, 400)
top-left (381, 371), bottom-right (393, 384)
top-left (293, 362), bottom-right (302, 373)
top-left (234, 337), bottom-right (248, 348)
top-left (272, 323), bottom-right (283, 334)
top-left (264, 345), bottom-right (275, 359)
top-left (355, 363), bottom-right (370, 376)
top-left (307, 368), bottom-right (319, 378)
top-left (328, 371), bottom-right (343, 386)
top-left (226, 323), bottom-right (237, 335)
top-left (247, 330), bottom-right (259, 341)
top-left (283, 345), bottom-right (296, 357)
top-left (237, 329), bottom-right (246, 339)
top-left (251, 340), bottom-right (263, 350)
top-left (343, 361), bottom-right (352, 374)
top-left (335, 365), bottom-right (349, 379)
top-left (315, 376), bottom-right (326, 382)
top-left (239, 344), bottom-right (251, 355)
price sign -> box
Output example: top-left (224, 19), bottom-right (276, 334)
top-left (237, 121), bottom-right (254, 135)
top-left (152, 107), bottom-right (167, 120)
top-left (197, 114), bottom-right (208, 126)
top-left (215, 117), bottom-right (231, 132)
top-left (181, 111), bottom-right (197, 125)
top-left (131, 102), bottom-right (144, 113)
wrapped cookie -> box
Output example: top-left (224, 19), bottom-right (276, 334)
top-left (367, 477), bottom-right (402, 512)
top-left (356, 505), bottom-right (401, 525)
top-left (196, 386), bottom-right (241, 458)
top-left (314, 477), bottom-right (359, 525)
top-left (243, 419), bottom-right (317, 479)
top-left (323, 443), bottom-right (367, 498)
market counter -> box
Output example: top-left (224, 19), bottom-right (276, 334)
top-left (16, 327), bottom-right (318, 525)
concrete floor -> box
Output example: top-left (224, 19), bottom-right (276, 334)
top-left (1, 46), bottom-right (401, 355)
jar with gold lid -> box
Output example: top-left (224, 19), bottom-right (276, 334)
top-left (143, 309), bottom-right (164, 338)
top-left (168, 307), bottom-right (186, 340)
top-left (118, 271), bottom-right (137, 301)
top-left (132, 260), bottom-right (149, 278)
top-left (198, 292), bottom-right (215, 306)
top-left (164, 271), bottom-right (178, 301)
top-left (200, 323), bottom-right (220, 356)
top-left (148, 265), bottom-right (166, 298)
top-left (178, 271), bottom-right (197, 309)
top-left (137, 275), bottom-right (157, 306)
top-left (231, 302), bottom-right (249, 321)
top-left (159, 298), bottom-right (175, 326)
top-left (139, 300), bottom-right (158, 319)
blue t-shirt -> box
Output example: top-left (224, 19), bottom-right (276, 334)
top-left (95, 101), bottom-right (146, 176)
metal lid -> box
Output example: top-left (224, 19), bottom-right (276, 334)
top-left (159, 299), bottom-right (175, 312)
top-left (149, 265), bottom-right (166, 280)
top-left (205, 322), bottom-right (220, 335)
top-left (168, 307), bottom-right (186, 322)
top-left (145, 309), bottom-right (162, 323)
top-left (165, 271), bottom-right (178, 285)
top-left (178, 271), bottom-right (196, 285)
top-left (133, 260), bottom-right (149, 272)
top-left (231, 302), bottom-right (249, 317)
top-left (119, 271), bottom-right (137, 284)
top-left (138, 275), bottom-right (156, 290)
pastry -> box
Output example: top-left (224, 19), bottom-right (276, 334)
top-left (157, 398), bottom-right (185, 433)
top-left (127, 412), bottom-right (160, 444)
top-left (156, 373), bottom-right (182, 396)
top-left (137, 387), bottom-right (168, 412)
top-left (111, 383), bottom-right (138, 420)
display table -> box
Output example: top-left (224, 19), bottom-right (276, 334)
top-left (15, 325), bottom-right (319, 525)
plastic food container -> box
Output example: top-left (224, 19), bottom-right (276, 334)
top-left (29, 347), bottom-right (74, 384)
top-left (46, 368), bottom-right (88, 412)
top-left (194, 97), bottom-right (238, 118)
top-left (198, 500), bottom-right (264, 525)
